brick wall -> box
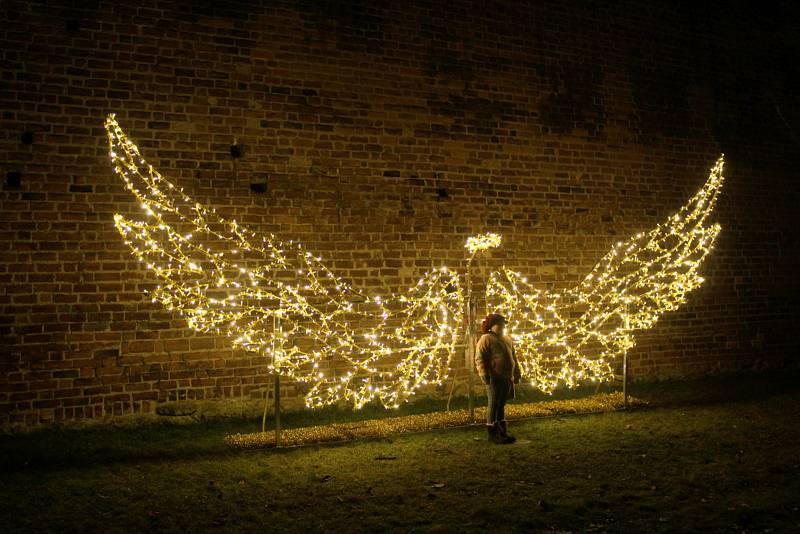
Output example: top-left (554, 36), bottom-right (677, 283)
top-left (1, 0), bottom-right (798, 428)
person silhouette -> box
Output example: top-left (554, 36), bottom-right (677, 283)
top-left (475, 313), bottom-right (521, 444)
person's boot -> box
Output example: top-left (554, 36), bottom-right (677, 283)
top-left (486, 424), bottom-right (496, 442)
top-left (499, 420), bottom-right (516, 443)
top-left (489, 421), bottom-right (507, 444)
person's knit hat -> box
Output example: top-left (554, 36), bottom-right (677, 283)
top-left (480, 312), bottom-right (507, 334)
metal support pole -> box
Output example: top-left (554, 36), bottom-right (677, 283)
top-left (623, 303), bottom-right (629, 409)
top-left (270, 273), bottom-right (283, 446)
top-left (623, 349), bottom-right (628, 409)
top-left (465, 262), bottom-right (476, 424)
top-left (261, 385), bottom-right (269, 433)
top-left (467, 338), bottom-right (475, 423)
top-left (274, 373), bottom-right (281, 446)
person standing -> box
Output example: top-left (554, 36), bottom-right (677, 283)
top-left (475, 313), bottom-right (521, 444)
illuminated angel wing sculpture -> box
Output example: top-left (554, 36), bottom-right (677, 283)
top-left (105, 113), bottom-right (466, 409)
top-left (486, 155), bottom-right (725, 393)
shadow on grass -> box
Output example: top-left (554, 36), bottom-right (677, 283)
top-left (627, 366), bottom-right (800, 408)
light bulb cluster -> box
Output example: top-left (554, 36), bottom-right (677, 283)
top-left (465, 232), bottom-right (502, 254)
top-left (486, 155), bottom-right (725, 393)
top-left (106, 113), bottom-right (467, 410)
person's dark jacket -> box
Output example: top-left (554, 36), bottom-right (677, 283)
top-left (475, 331), bottom-right (521, 384)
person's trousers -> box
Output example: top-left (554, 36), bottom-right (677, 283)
top-left (485, 376), bottom-right (512, 424)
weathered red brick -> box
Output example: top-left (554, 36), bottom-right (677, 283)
top-left (0, 0), bottom-right (796, 430)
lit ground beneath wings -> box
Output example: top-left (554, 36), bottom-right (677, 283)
top-left (225, 391), bottom-right (647, 448)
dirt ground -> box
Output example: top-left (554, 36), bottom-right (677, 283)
top-left (1, 367), bottom-right (798, 533)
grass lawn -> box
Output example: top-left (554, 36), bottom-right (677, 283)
top-left (1, 368), bottom-right (799, 533)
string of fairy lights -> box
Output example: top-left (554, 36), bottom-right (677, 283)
top-left (106, 112), bottom-right (723, 409)
top-left (106, 113), bottom-right (482, 410)
top-left (486, 155), bottom-right (725, 393)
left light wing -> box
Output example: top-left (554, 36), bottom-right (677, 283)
top-left (106, 113), bottom-right (464, 409)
